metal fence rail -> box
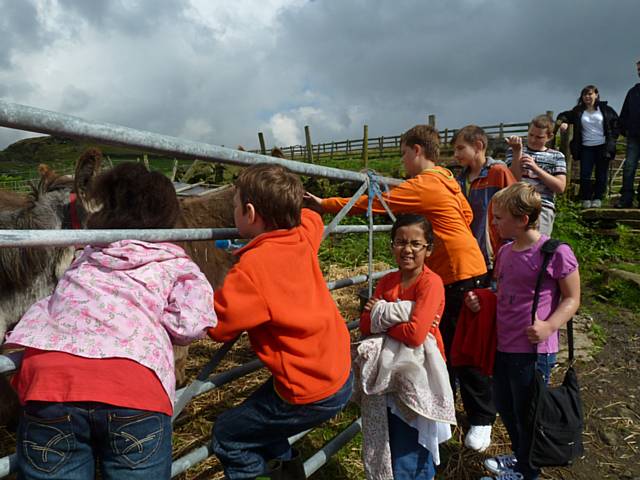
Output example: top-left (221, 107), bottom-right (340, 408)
top-left (0, 100), bottom-right (407, 479)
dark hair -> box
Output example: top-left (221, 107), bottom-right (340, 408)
top-left (235, 163), bottom-right (304, 230)
top-left (400, 125), bottom-right (440, 161)
top-left (390, 214), bottom-right (434, 250)
top-left (87, 162), bottom-right (180, 229)
top-left (577, 85), bottom-right (600, 108)
top-left (451, 125), bottom-right (488, 150)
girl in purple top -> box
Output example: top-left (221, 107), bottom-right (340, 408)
top-left (465, 182), bottom-right (580, 480)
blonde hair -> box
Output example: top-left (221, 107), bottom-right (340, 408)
top-left (529, 114), bottom-right (555, 137)
top-left (491, 182), bottom-right (541, 229)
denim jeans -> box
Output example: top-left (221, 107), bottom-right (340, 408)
top-left (17, 402), bottom-right (172, 480)
top-left (493, 352), bottom-right (556, 480)
top-left (212, 372), bottom-right (353, 480)
top-left (387, 409), bottom-right (435, 480)
top-left (620, 137), bottom-right (640, 206)
top-left (579, 144), bottom-right (609, 200)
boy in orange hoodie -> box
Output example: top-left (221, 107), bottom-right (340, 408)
top-left (209, 164), bottom-right (353, 480)
top-left (306, 124), bottom-right (495, 452)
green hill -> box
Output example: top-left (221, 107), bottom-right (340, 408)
top-left (0, 136), bottom-right (182, 180)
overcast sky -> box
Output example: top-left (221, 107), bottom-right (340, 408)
top-left (1, 0), bottom-right (639, 151)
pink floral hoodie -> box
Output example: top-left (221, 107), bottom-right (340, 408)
top-left (5, 240), bottom-right (217, 403)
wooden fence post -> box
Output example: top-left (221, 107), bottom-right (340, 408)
top-left (378, 136), bottom-right (384, 159)
top-left (316, 143), bottom-right (321, 163)
top-left (444, 128), bottom-right (449, 146)
top-left (560, 125), bottom-right (573, 184)
top-left (289, 146), bottom-right (295, 160)
top-left (170, 159), bottom-right (178, 181)
top-left (363, 125), bottom-right (369, 169)
top-left (498, 123), bottom-right (504, 139)
top-left (330, 142), bottom-right (335, 160)
top-left (304, 126), bottom-right (314, 164)
top-left (428, 114), bottom-right (436, 128)
top-left (258, 132), bottom-right (266, 155)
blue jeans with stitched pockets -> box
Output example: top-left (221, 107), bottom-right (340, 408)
top-left (212, 372), bottom-right (353, 480)
top-left (493, 352), bottom-right (557, 480)
top-left (17, 402), bottom-right (172, 480)
top-left (387, 409), bottom-right (435, 480)
top-left (620, 137), bottom-right (640, 207)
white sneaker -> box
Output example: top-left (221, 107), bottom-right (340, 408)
top-left (581, 200), bottom-right (592, 209)
top-left (592, 199), bottom-right (602, 208)
top-left (464, 424), bottom-right (492, 451)
top-left (484, 453), bottom-right (518, 474)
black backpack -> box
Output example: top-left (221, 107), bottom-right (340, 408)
top-left (526, 239), bottom-right (584, 469)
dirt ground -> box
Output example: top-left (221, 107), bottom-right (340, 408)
top-left (1, 268), bottom-right (640, 479)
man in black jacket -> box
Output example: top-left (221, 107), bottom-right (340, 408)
top-left (617, 60), bottom-right (640, 208)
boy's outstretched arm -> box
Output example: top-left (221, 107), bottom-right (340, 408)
top-left (526, 269), bottom-right (580, 344)
top-left (506, 136), bottom-right (524, 180)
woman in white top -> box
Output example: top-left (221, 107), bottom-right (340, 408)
top-left (557, 85), bottom-right (620, 208)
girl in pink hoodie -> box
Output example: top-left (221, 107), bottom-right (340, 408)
top-left (5, 163), bottom-right (217, 480)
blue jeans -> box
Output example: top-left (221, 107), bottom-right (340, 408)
top-left (620, 137), bottom-right (640, 206)
top-left (17, 402), bottom-right (172, 480)
top-left (493, 352), bottom-right (556, 480)
top-left (387, 409), bottom-right (435, 480)
top-left (212, 372), bottom-right (353, 479)
top-left (579, 144), bottom-right (609, 200)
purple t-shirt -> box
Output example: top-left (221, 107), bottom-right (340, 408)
top-left (495, 235), bottom-right (578, 354)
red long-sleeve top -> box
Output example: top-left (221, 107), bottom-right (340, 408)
top-left (360, 266), bottom-right (446, 359)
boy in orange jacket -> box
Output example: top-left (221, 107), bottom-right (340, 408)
top-left (208, 163), bottom-right (353, 480)
top-left (306, 125), bottom-right (495, 451)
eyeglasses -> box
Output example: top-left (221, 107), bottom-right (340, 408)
top-left (391, 240), bottom-right (430, 251)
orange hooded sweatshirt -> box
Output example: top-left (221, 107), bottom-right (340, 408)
top-left (210, 209), bottom-right (351, 404)
top-left (322, 167), bottom-right (487, 286)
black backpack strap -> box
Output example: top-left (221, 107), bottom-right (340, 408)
top-left (531, 239), bottom-right (575, 363)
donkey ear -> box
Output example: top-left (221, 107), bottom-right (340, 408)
top-left (74, 148), bottom-right (102, 212)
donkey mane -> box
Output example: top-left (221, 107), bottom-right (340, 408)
top-left (0, 168), bottom-right (74, 293)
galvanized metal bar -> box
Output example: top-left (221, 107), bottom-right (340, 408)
top-left (321, 181), bottom-right (369, 241)
top-left (0, 100), bottom-right (402, 186)
top-left (170, 427), bottom-right (314, 477)
top-left (303, 418), bottom-right (362, 477)
top-left (0, 351), bottom-right (20, 374)
top-left (0, 268), bottom-right (393, 379)
top-left (0, 225), bottom-right (391, 248)
top-left (172, 337), bottom-right (239, 421)
top-left (171, 445), bottom-right (209, 478)
top-left (326, 268), bottom-right (396, 290)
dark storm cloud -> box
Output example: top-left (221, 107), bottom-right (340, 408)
top-left (55, 0), bottom-right (190, 35)
top-left (273, 0), bottom-right (639, 133)
top-left (0, 0), bottom-right (52, 68)
top-left (1, 0), bottom-right (639, 151)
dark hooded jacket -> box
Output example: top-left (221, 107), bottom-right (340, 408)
top-left (620, 83), bottom-right (640, 139)
top-left (557, 100), bottom-right (620, 159)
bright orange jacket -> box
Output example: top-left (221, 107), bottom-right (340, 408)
top-left (322, 167), bottom-right (487, 286)
top-left (210, 209), bottom-right (351, 404)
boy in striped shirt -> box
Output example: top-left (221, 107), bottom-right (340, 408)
top-left (505, 114), bottom-right (567, 235)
